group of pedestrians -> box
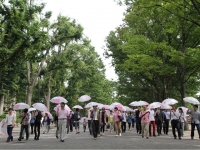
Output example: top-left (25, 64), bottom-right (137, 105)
top-left (2, 103), bottom-right (200, 143)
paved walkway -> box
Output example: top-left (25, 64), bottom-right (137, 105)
top-left (0, 125), bottom-right (200, 149)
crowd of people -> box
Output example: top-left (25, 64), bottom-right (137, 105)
top-left (1, 103), bottom-right (200, 143)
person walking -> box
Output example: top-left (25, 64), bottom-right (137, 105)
top-left (136, 106), bottom-right (141, 135)
top-left (43, 113), bottom-right (50, 134)
top-left (178, 108), bottom-right (185, 137)
top-left (30, 112), bottom-right (35, 134)
top-left (69, 111), bottom-right (74, 132)
top-left (56, 102), bottom-right (68, 142)
top-left (170, 105), bottom-right (181, 140)
top-left (18, 108), bottom-right (30, 141)
top-left (114, 107), bottom-right (122, 137)
top-left (83, 118), bottom-right (87, 132)
top-left (34, 110), bottom-right (42, 140)
top-left (88, 109), bottom-right (93, 135)
top-left (73, 108), bottom-right (81, 134)
top-left (99, 107), bottom-right (107, 136)
top-left (108, 110), bottom-right (114, 134)
top-left (132, 112), bottom-right (136, 128)
top-left (187, 105), bottom-right (200, 139)
top-left (121, 111), bottom-right (127, 133)
top-left (90, 105), bottom-right (100, 140)
top-left (155, 107), bottom-right (164, 136)
top-left (1, 108), bottom-right (16, 142)
top-left (127, 112), bottom-right (132, 131)
top-left (149, 108), bottom-right (156, 137)
top-left (163, 109), bottom-right (170, 135)
top-left (140, 106), bottom-right (150, 139)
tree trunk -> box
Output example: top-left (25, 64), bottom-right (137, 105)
top-left (27, 85), bottom-right (34, 106)
top-left (45, 77), bottom-right (51, 111)
top-left (0, 82), bottom-right (4, 115)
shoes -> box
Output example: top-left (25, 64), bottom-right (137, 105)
top-left (21, 137), bottom-right (24, 139)
top-left (146, 137), bottom-right (149, 139)
top-left (56, 136), bottom-right (59, 139)
top-left (179, 137), bottom-right (181, 140)
top-left (84, 130), bottom-right (85, 132)
top-left (119, 133), bottom-right (121, 136)
top-left (191, 137), bottom-right (194, 139)
top-left (6, 140), bottom-right (10, 142)
top-left (18, 138), bottom-right (21, 141)
top-left (36, 137), bottom-right (39, 140)
top-left (94, 138), bottom-right (97, 140)
top-left (142, 135), bottom-right (144, 138)
top-left (34, 137), bottom-right (37, 140)
top-left (11, 136), bottom-right (13, 141)
top-left (153, 135), bottom-right (156, 137)
top-left (102, 133), bottom-right (104, 136)
top-left (61, 140), bottom-right (64, 142)
top-left (174, 137), bottom-right (176, 139)
top-left (115, 135), bottom-right (118, 137)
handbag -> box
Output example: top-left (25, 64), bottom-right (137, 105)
top-left (118, 115), bottom-right (124, 121)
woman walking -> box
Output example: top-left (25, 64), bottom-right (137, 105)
top-left (127, 112), bottom-right (132, 131)
top-left (100, 107), bottom-right (107, 136)
top-left (108, 110), bottom-right (114, 134)
top-left (114, 107), bottom-right (122, 137)
top-left (139, 106), bottom-right (150, 139)
top-left (178, 108), bottom-right (185, 137)
top-left (1, 108), bottom-right (16, 142)
top-left (34, 110), bottom-right (42, 140)
top-left (43, 113), bottom-right (50, 134)
top-left (30, 112), bottom-right (35, 134)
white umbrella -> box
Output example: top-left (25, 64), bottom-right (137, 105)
top-left (131, 101), bottom-right (149, 106)
top-left (162, 98), bottom-right (178, 105)
top-left (129, 101), bottom-right (138, 106)
top-left (148, 102), bottom-right (162, 109)
top-left (14, 103), bottom-right (30, 110)
top-left (32, 103), bottom-right (48, 112)
top-left (85, 102), bottom-right (100, 108)
top-left (50, 96), bottom-right (68, 104)
top-left (73, 105), bottom-right (83, 109)
top-left (183, 97), bottom-right (200, 105)
top-left (161, 104), bottom-right (172, 109)
top-left (28, 107), bottom-right (36, 112)
top-left (78, 95), bottom-right (91, 102)
top-left (124, 106), bottom-right (134, 112)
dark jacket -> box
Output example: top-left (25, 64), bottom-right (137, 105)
top-left (155, 110), bottom-right (164, 122)
top-left (43, 116), bottom-right (51, 125)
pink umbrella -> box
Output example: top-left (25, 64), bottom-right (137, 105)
top-left (32, 103), bottom-right (48, 112)
top-left (111, 102), bottom-right (123, 111)
top-left (161, 104), bottom-right (172, 109)
top-left (73, 105), bottom-right (83, 109)
top-left (14, 103), bottom-right (30, 110)
top-left (50, 96), bottom-right (68, 104)
top-left (78, 95), bottom-right (91, 102)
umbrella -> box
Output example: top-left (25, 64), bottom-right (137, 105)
top-left (54, 104), bottom-right (71, 112)
top-left (85, 102), bottom-right (100, 108)
top-left (161, 104), bottom-right (172, 109)
top-left (124, 106), bottom-right (134, 112)
top-left (0, 119), bottom-right (7, 136)
top-left (79, 117), bottom-right (88, 123)
top-left (78, 95), bottom-right (91, 102)
top-left (50, 96), bottom-right (68, 104)
top-left (28, 107), bottom-right (36, 112)
top-left (130, 101), bottom-right (149, 106)
top-left (183, 97), bottom-right (200, 105)
top-left (177, 106), bottom-right (188, 114)
top-left (14, 103), bottom-right (30, 110)
top-left (148, 102), bottom-right (162, 109)
top-left (98, 104), bottom-right (109, 110)
top-left (32, 103), bottom-right (48, 112)
top-left (162, 98), bottom-right (178, 105)
top-left (129, 101), bottom-right (138, 106)
top-left (110, 102), bottom-right (123, 111)
top-left (73, 105), bottom-right (83, 109)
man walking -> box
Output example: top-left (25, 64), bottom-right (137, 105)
top-left (156, 107), bottom-right (164, 136)
top-left (90, 105), bottom-right (100, 140)
top-left (136, 106), bottom-right (141, 135)
top-left (187, 105), bottom-right (200, 139)
top-left (56, 102), bottom-right (68, 142)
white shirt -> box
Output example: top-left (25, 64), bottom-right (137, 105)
top-left (87, 110), bottom-right (91, 120)
top-left (149, 110), bottom-right (155, 121)
top-left (28, 113), bottom-right (31, 123)
top-left (164, 111), bottom-right (170, 119)
top-left (179, 113), bottom-right (185, 123)
top-left (122, 113), bottom-right (126, 122)
top-left (5, 113), bottom-right (16, 125)
top-left (171, 110), bottom-right (179, 120)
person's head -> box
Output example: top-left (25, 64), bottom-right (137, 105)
top-left (172, 105), bottom-right (176, 110)
top-left (84, 118), bottom-right (86, 121)
top-left (110, 110), bottom-right (113, 114)
top-left (129, 112), bottom-right (132, 115)
top-left (70, 111), bottom-right (72, 114)
top-left (102, 107), bottom-right (105, 112)
top-left (60, 102), bottom-right (65, 108)
top-left (114, 107), bottom-right (118, 112)
top-left (8, 108), bottom-right (13, 114)
top-left (193, 105), bottom-right (198, 111)
top-left (138, 106), bottom-right (141, 110)
top-left (45, 113), bottom-right (48, 117)
top-left (76, 108), bottom-right (79, 112)
top-left (165, 109), bottom-right (168, 112)
top-left (24, 108), bottom-right (28, 113)
top-left (143, 105), bottom-right (147, 111)
top-left (93, 105), bottom-right (97, 110)
top-left (178, 108), bottom-right (183, 113)
top-left (157, 107), bottom-right (161, 110)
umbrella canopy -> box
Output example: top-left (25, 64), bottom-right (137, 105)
top-left (28, 107), bottom-right (36, 112)
top-left (183, 97), bottom-right (200, 105)
top-left (32, 103), bottom-right (48, 112)
top-left (78, 95), bottom-right (91, 102)
top-left (14, 103), bottom-right (30, 110)
top-left (124, 106), bottom-right (134, 112)
top-left (148, 102), bottom-right (162, 109)
top-left (54, 104), bottom-right (71, 112)
top-left (0, 119), bottom-right (7, 136)
top-left (161, 104), bottom-right (172, 109)
top-left (110, 102), bottom-right (123, 111)
top-left (177, 106), bottom-right (188, 114)
top-left (162, 98), bottom-right (178, 105)
top-left (79, 117), bottom-right (89, 123)
top-left (85, 102), bottom-right (100, 108)
top-left (73, 105), bottom-right (83, 109)
top-left (50, 96), bottom-right (68, 104)
top-left (130, 101), bottom-right (149, 106)
top-left (98, 104), bottom-right (109, 110)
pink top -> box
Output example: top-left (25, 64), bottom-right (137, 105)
top-left (140, 110), bottom-right (150, 123)
top-left (57, 108), bottom-right (68, 119)
top-left (114, 111), bottom-right (122, 122)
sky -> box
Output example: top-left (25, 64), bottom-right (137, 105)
top-left (42, 0), bottom-right (126, 80)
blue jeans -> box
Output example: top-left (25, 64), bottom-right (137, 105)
top-left (191, 123), bottom-right (200, 138)
top-left (7, 125), bottom-right (13, 141)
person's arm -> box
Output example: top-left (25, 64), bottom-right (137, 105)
top-left (56, 108), bottom-right (59, 117)
top-left (12, 115), bottom-right (16, 127)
